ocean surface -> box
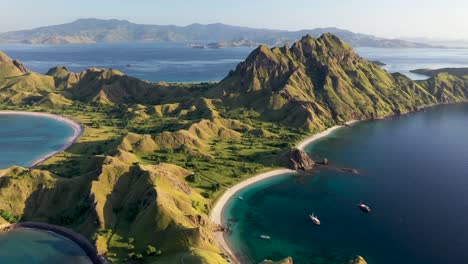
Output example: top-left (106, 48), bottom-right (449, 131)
top-left (0, 114), bottom-right (75, 169)
top-left (355, 47), bottom-right (468, 80)
top-left (1, 43), bottom-right (468, 82)
top-left (0, 42), bottom-right (251, 83)
top-left (223, 103), bottom-right (468, 264)
top-left (0, 228), bottom-right (92, 264)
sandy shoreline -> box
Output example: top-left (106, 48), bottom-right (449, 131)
top-left (209, 120), bottom-right (359, 264)
top-left (0, 111), bottom-right (83, 168)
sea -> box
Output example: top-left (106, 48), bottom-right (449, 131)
top-left (223, 103), bottom-right (468, 264)
top-left (0, 228), bottom-right (92, 264)
top-left (0, 114), bottom-right (75, 169)
top-left (1, 43), bottom-right (468, 82)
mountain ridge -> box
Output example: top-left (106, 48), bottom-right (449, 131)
top-left (0, 18), bottom-right (438, 48)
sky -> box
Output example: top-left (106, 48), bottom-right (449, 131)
top-left (1, 0), bottom-right (468, 39)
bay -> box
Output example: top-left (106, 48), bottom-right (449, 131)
top-left (224, 103), bottom-right (468, 264)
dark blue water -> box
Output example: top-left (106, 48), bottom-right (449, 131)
top-left (0, 114), bottom-right (75, 169)
top-left (0, 42), bottom-right (252, 82)
top-left (2, 43), bottom-right (468, 82)
top-left (0, 228), bottom-right (92, 264)
top-left (224, 103), bottom-right (468, 264)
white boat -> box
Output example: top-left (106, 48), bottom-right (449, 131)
top-left (309, 213), bottom-right (321, 225)
top-left (358, 203), bottom-right (371, 213)
top-left (238, 196), bottom-right (244, 200)
top-left (259, 235), bottom-right (271, 240)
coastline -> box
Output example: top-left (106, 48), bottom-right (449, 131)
top-left (0, 111), bottom-right (84, 168)
top-left (209, 120), bottom-right (358, 264)
top-left (0, 222), bottom-right (108, 264)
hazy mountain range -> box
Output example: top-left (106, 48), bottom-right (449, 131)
top-left (0, 18), bottom-right (439, 48)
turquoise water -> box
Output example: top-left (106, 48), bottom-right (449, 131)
top-left (0, 228), bottom-right (92, 264)
top-left (0, 114), bottom-right (75, 169)
top-left (0, 114), bottom-right (91, 263)
top-left (224, 103), bottom-right (468, 264)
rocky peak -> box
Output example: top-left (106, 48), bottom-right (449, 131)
top-left (46, 66), bottom-right (71, 77)
top-left (0, 51), bottom-right (29, 77)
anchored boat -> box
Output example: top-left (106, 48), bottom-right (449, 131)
top-left (358, 203), bottom-right (371, 213)
top-left (309, 213), bottom-right (321, 225)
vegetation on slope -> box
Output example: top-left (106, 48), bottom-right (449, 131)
top-left (0, 34), bottom-right (467, 263)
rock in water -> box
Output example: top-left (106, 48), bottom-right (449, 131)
top-left (348, 256), bottom-right (368, 264)
top-left (259, 257), bottom-right (293, 264)
top-left (288, 149), bottom-right (315, 171)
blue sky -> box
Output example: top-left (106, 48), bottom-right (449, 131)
top-left (2, 0), bottom-right (468, 39)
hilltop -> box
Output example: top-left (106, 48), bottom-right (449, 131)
top-left (0, 18), bottom-right (437, 48)
top-left (0, 34), bottom-right (467, 263)
top-left (214, 34), bottom-right (458, 130)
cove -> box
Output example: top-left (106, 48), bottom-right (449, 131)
top-left (0, 112), bottom-right (81, 169)
top-left (0, 112), bottom-right (90, 263)
top-left (223, 103), bottom-right (468, 264)
top-left (0, 228), bottom-right (92, 264)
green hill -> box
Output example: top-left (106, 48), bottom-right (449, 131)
top-left (215, 34), bottom-right (445, 130)
top-left (0, 34), bottom-right (467, 263)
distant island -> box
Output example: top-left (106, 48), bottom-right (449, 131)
top-left (0, 18), bottom-right (441, 48)
top-left (411, 67), bottom-right (468, 77)
top-left (0, 34), bottom-right (467, 263)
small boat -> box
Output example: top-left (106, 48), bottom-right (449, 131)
top-left (309, 213), bottom-right (321, 225)
top-left (238, 196), bottom-right (244, 200)
top-left (358, 203), bottom-right (371, 213)
top-left (259, 235), bottom-right (271, 240)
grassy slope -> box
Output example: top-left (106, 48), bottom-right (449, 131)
top-left (0, 34), bottom-right (468, 263)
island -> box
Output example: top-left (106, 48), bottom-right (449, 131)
top-left (1, 33), bottom-right (467, 263)
top-left (0, 18), bottom-right (439, 48)
top-left (410, 67), bottom-right (468, 77)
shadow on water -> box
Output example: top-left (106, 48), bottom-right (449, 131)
top-left (35, 239), bottom-right (89, 257)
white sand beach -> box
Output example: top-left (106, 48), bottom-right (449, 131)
top-left (209, 120), bottom-right (359, 263)
top-left (0, 111), bottom-right (83, 168)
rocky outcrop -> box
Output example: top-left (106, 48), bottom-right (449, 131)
top-left (259, 257), bottom-right (293, 264)
top-left (348, 256), bottom-right (367, 264)
top-left (288, 149), bottom-right (315, 171)
top-left (0, 51), bottom-right (30, 77)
